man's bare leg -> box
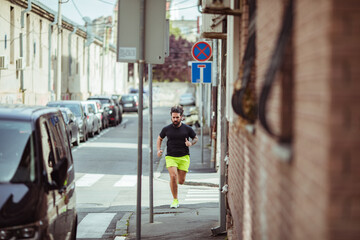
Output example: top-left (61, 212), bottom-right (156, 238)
top-left (168, 166), bottom-right (178, 199)
top-left (178, 169), bottom-right (187, 185)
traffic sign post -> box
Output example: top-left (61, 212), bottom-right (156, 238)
top-left (191, 41), bottom-right (212, 62)
top-left (191, 41), bottom-right (213, 165)
top-left (191, 62), bottom-right (212, 84)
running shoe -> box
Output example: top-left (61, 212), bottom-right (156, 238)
top-left (170, 199), bottom-right (179, 209)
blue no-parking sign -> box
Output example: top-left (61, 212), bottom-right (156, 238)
top-left (191, 41), bottom-right (212, 62)
top-left (191, 62), bottom-right (212, 84)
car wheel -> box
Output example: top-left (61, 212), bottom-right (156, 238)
top-left (74, 132), bottom-right (80, 146)
top-left (70, 215), bottom-right (78, 240)
top-left (97, 125), bottom-right (101, 135)
top-left (118, 114), bottom-right (122, 124)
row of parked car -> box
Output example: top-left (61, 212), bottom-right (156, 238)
top-left (0, 92), bottom-right (150, 239)
top-left (46, 95), bottom-right (123, 146)
top-left (0, 95), bottom-right (127, 239)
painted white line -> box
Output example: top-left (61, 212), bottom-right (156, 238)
top-left (77, 213), bottom-right (116, 238)
top-left (114, 175), bottom-right (137, 187)
top-left (114, 237), bottom-right (127, 240)
top-left (185, 198), bottom-right (218, 201)
top-left (76, 174), bottom-right (104, 187)
top-left (186, 194), bottom-right (219, 197)
top-left (80, 142), bottom-right (149, 149)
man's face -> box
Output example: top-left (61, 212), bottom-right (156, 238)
top-left (171, 112), bottom-right (181, 127)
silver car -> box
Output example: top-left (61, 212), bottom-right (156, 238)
top-left (81, 101), bottom-right (100, 137)
top-left (87, 101), bottom-right (102, 132)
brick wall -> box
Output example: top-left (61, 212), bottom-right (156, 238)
top-left (226, 0), bottom-right (360, 239)
top-left (328, 0), bottom-right (360, 239)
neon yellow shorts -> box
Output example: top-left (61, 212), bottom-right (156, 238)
top-left (165, 155), bottom-right (190, 172)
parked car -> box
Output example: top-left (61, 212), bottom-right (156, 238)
top-left (87, 96), bottom-right (121, 125)
top-left (87, 101), bottom-right (102, 133)
top-left (179, 93), bottom-right (196, 106)
top-left (0, 105), bottom-right (77, 240)
top-left (60, 107), bottom-right (80, 146)
top-left (81, 101), bottom-right (99, 137)
top-left (120, 94), bottom-right (139, 112)
top-left (46, 100), bottom-right (88, 142)
top-left (111, 94), bottom-right (124, 114)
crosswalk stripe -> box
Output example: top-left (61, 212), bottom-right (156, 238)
top-left (114, 175), bottom-right (137, 187)
top-left (76, 174), bottom-right (104, 187)
top-left (76, 213), bottom-right (115, 238)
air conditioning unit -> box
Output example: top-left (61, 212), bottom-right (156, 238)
top-left (16, 57), bottom-right (24, 70)
top-left (0, 56), bottom-right (9, 70)
top-left (201, 0), bottom-right (241, 16)
top-left (203, 0), bottom-right (231, 10)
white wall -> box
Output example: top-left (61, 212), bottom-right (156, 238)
top-left (0, 0), bottom-right (128, 105)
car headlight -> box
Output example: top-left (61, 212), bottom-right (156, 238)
top-left (0, 223), bottom-right (40, 240)
top-left (109, 110), bottom-right (113, 114)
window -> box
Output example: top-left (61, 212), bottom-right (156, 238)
top-left (0, 120), bottom-right (36, 183)
top-left (40, 121), bottom-right (56, 180)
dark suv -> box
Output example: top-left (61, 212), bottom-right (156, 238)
top-left (0, 105), bottom-right (77, 240)
top-left (87, 96), bottom-right (122, 125)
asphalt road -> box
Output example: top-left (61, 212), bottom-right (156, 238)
top-left (72, 106), bottom-right (170, 240)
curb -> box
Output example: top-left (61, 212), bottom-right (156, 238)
top-left (114, 212), bottom-right (133, 239)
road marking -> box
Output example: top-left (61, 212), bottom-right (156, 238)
top-left (114, 175), bottom-right (137, 187)
top-left (76, 174), bottom-right (104, 187)
top-left (185, 188), bottom-right (219, 202)
top-left (77, 213), bottom-right (115, 238)
top-left (80, 142), bottom-right (149, 149)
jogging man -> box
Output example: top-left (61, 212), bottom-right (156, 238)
top-left (157, 105), bottom-right (198, 208)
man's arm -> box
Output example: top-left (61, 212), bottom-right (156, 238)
top-left (191, 136), bottom-right (198, 146)
top-left (157, 136), bottom-right (163, 157)
top-left (185, 135), bottom-right (198, 147)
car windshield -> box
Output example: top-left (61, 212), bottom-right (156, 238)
top-left (122, 95), bottom-right (135, 102)
top-left (48, 103), bottom-right (82, 117)
top-left (89, 98), bottom-right (111, 105)
top-left (0, 120), bottom-right (36, 183)
top-left (181, 93), bottom-right (193, 98)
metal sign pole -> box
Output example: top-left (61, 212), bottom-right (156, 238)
top-left (148, 63), bottom-right (154, 223)
top-left (136, 0), bottom-right (146, 239)
top-left (200, 69), bottom-right (204, 164)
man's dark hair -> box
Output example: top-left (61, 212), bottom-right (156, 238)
top-left (170, 105), bottom-right (184, 116)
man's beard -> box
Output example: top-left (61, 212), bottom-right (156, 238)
top-left (172, 121), bottom-right (180, 127)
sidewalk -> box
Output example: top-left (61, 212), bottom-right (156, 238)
top-left (115, 133), bottom-right (226, 240)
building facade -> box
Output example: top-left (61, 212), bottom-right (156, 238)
top-left (201, 0), bottom-right (360, 239)
top-left (0, 0), bottom-right (128, 105)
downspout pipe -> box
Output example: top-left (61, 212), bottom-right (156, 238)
top-left (67, 27), bottom-right (77, 99)
top-left (20, 0), bottom-right (32, 102)
top-left (83, 17), bottom-right (93, 96)
top-left (48, 13), bottom-right (58, 98)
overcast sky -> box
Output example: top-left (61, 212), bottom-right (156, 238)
top-left (34, 0), bottom-right (200, 26)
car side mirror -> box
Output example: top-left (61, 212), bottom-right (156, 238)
top-left (49, 157), bottom-right (69, 191)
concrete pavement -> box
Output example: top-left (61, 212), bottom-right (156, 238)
top-left (115, 131), bottom-right (226, 240)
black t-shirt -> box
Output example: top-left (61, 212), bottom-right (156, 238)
top-left (159, 123), bottom-right (196, 157)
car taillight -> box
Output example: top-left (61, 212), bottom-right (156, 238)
top-left (136, 102), bottom-right (138, 106)
top-left (110, 105), bottom-right (114, 109)
top-left (87, 116), bottom-right (89, 119)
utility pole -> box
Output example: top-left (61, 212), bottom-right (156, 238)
top-left (56, 0), bottom-right (62, 100)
